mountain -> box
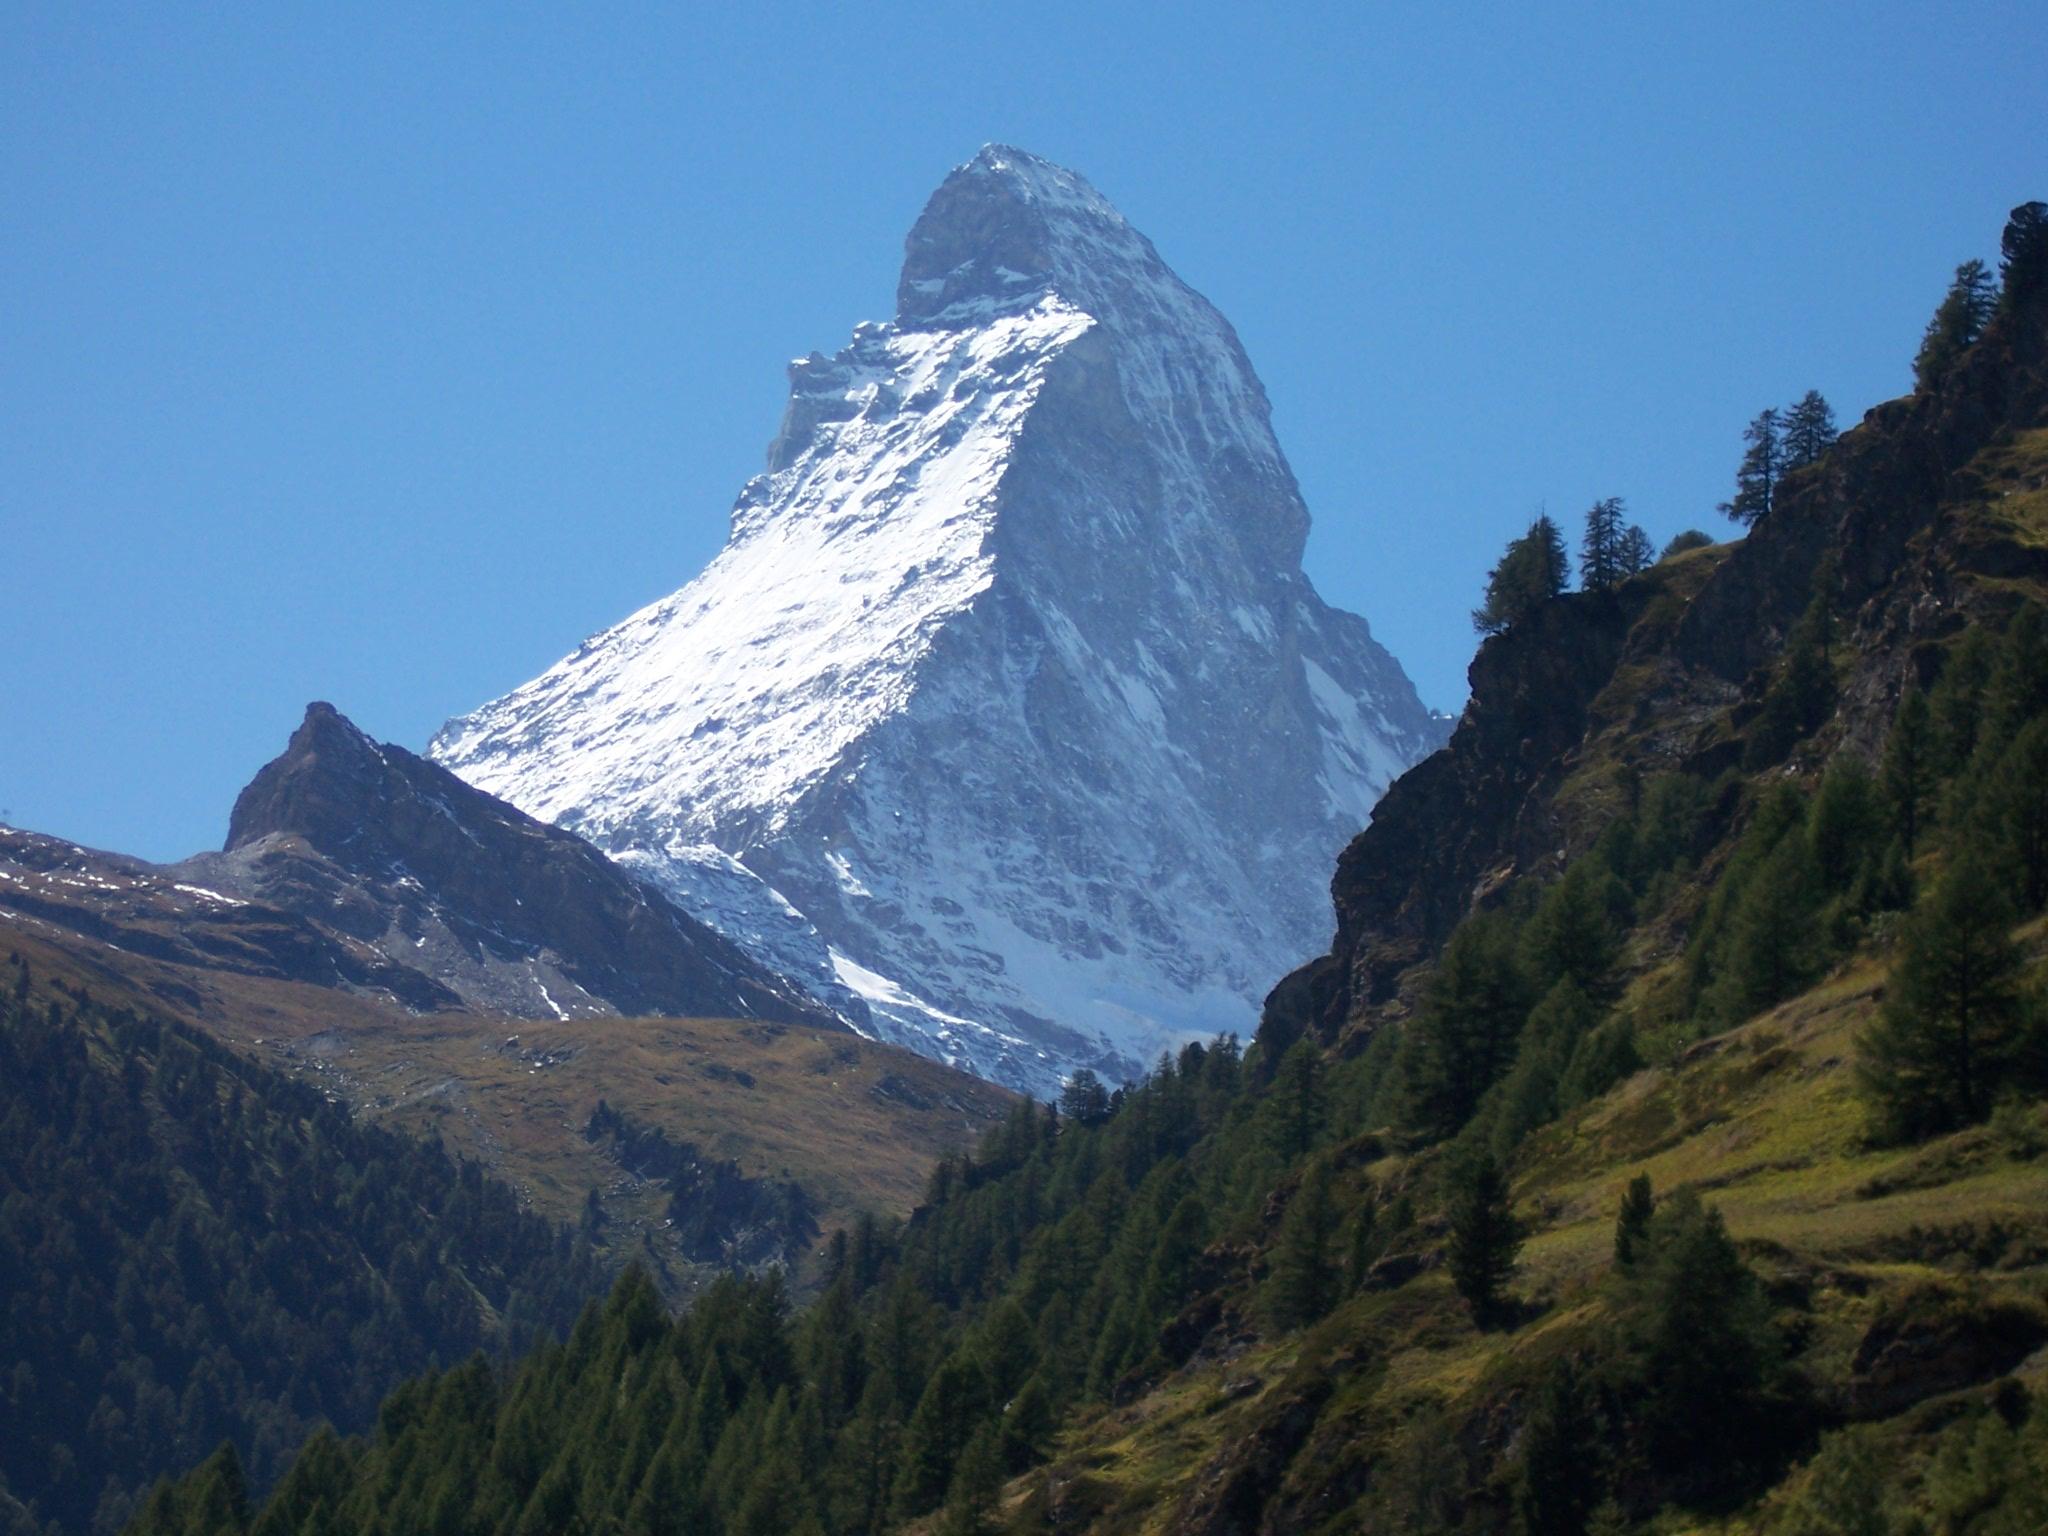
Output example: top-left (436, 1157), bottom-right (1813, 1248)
top-left (0, 704), bottom-right (1010, 1290)
top-left (431, 146), bottom-right (1446, 1096)
top-left (157, 701), bottom-right (831, 1027)
top-left (152, 204), bottom-right (2048, 1536)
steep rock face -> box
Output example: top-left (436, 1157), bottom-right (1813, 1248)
top-left (434, 146), bottom-right (1444, 1094)
top-left (1262, 589), bottom-right (1644, 1040)
top-left (1265, 256), bottom-right (2048, 1048)
top-left (186, 703), bottom-right (836, 1026)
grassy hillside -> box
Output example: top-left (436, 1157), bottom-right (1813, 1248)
top-left (0, 916), bottom-right (1010, 1291)
top-left (1020, 936), bottom-right (2048, 1535)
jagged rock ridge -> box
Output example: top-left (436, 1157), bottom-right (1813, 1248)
top-left (185, 702), bottom-right (837, 1025)
top-left (433, 146), bottom-right (1446, 1094)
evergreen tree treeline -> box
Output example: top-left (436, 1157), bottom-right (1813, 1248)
top-left (1721, 392), bottom-right (1838, 527)
top-left (0, 973), bottom-right (600, 1535)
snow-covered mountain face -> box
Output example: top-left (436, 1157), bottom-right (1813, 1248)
top-left (433, 146), bottom-right (1446, 1096)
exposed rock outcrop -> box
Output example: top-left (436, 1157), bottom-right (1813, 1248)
top-left (1265, 224), bottom-right (2048, 1050)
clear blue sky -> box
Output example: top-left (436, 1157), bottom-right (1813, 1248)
top-left (4, 3), bottom-right (2043, 861)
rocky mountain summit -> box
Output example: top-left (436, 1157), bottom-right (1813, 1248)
top-left (0, 704), bottom-right (834, 1028)
top-left (434, 146), bottom-right (1445, 1094)
top-left (193, 702), bottom-right (837, 1025)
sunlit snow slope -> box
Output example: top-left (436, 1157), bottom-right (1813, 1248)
top-left (433, 146), bottom-right (1446, 1095)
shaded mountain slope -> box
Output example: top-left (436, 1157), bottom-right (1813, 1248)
top-left (0, 892), bottom-right (1010, 1304)
top-left (0, 704), bottom-right (838, 1031)
top-left (195, 702), bottom-right (836, 1027)
top-left (0, 952), bottom-right (600, 1536)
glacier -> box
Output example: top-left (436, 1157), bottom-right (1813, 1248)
top-left (432, 145), bottom-right (1446, 1096)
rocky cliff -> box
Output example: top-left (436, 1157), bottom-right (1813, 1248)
top-left (1266, 218), bottom-right (2048, 1049)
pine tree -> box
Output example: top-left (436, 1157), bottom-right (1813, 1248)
top-left (1058, 1070), bottom-right (1111, 1126)
top-left (1613, 1174), bottom-right (1654, 1270)
top-left (1984, 603), bottom-right (2048, 749)
top-left (1720, 408), bottom-right (1782, 527)
top-left (183, 1442), bottom-right (251, 1536)
top-left (1265, 1160), bottom-right (1340, 1330)
top-left (1781, 390), bottom-right (1839, 469)
top-left (1881, 688), bottom-right (1935, 858)
top-left (1521, 863), bottom-right (1620, 1002)
top-left (1807, 759), bottom-right (1884, 895)
top-left (1490, 979), bottom-right (1603, 1154)
top-left (1989, 719), bottom-right (2048, 911)
top-left (1513, 1359), bottom-right (1603, 1536)
top-left (1533, 514), bottom-right (1569, 596)
top-left (1858, 852), bottom-right (2035, 1141)
top-left (891, 1351), bottom-right (991, 1518)
top-left (1618, 1188), bottom-right (1783, 1466)
top-left (1400, 911), bottom-right (1533, 1139)
top-left (1914, 259), bottom-right (1998, 390)
top-left (1139, 1193), bottom-right (1209, 1327)
top-left (1777, 1427), bottom-right (1897, 1536)
top-left (1259, 1039), bottom-right (1327, 1164)
top-left (1617, 524), bottom-right (1656, 578)
top-left (1709, 829), bottom-right (1823, 1022)
top-left (1745, 589), bottom-right (1835, 769)
top-left (2001, 201), bottom-right (2048, 301)
top-left (1579, 497), bottom-right (1628, 591)
top-left (1661, 529), bottom-right (1714, 560)
top-left (998, 1375), bottom-right (1055, 1472)
top-left (825, 1377), bottom-right (900, 1536)
top-left (1446, 1152), bottom-right (1521, 1326)
top-left (939, 1425), bottom-right (1005, 1536)
top-left (974, 1298), bottom-right (1037, 1405)
top-left (1558, 1015), bottom-right (1641, 1110)
top-left (1345, 1201), bottom-right (1380, 1294)
top-left (1929, 627), bottom-right (1995, 777)
top-left (1474, 515), bottom-right (1570, 634)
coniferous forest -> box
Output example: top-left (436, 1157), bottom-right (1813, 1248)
top-left (0, 971), bottom-right (600, 1535)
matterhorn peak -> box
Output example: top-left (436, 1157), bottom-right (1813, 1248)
top-left (894, 145), bottom-right (1158, 325)
top-left (433, 148), bottom-right (1446, 1095)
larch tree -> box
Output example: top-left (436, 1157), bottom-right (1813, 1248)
top-left (1579, 497), bottom-right (1629, 591)
top-left (1265, 1159), bottom-right (1341, 1329)
top-left (2001, 201), bottom-right (2048, 300)
top-left (1617, 523), bottom-right (1656, 578)
top-left (1399, 910), bottom-right (1532, 1139)
top-left (1781, 390), bottom-right (1838, 469)
top-left (1858, 852), bottom-right (2034, 1141)
top-left (1881, 688), bottom-right (1936, 859)
top-left (1719, 408), bottom-right (1782, 527)
top-left (1446, 1151), bottom-right (1521, 1326)
top-left (1913, 259), bottom-right (1998, 390)
top-left (1473, 515), bottom-right (1570, 634)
